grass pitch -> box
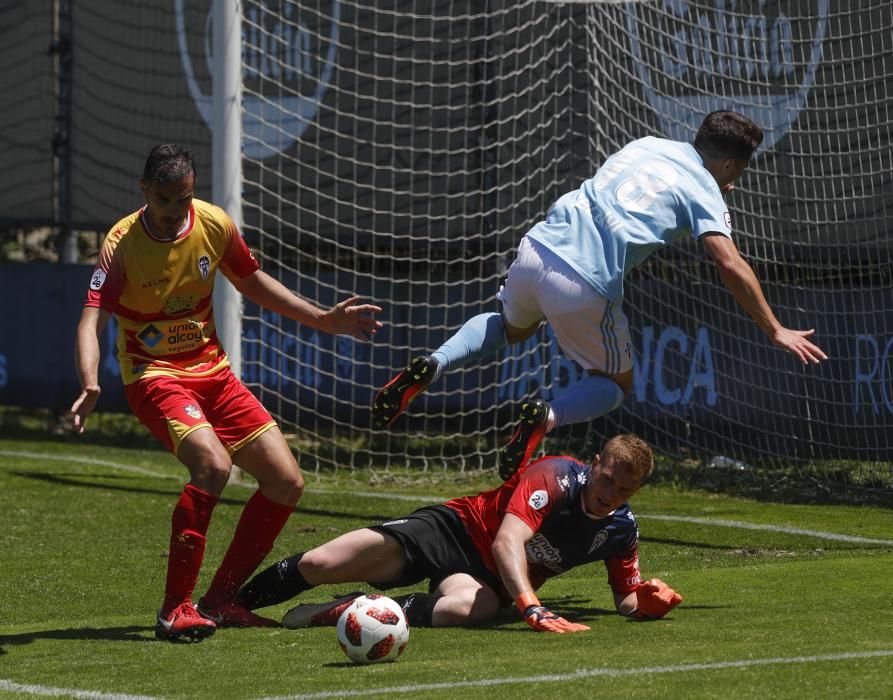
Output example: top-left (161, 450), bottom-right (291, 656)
top-left (1, 435), bottom-right (892, 699)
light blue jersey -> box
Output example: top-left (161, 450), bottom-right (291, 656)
top-left (526, 136), bottom-right (731, 304)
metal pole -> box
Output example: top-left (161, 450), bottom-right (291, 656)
top-left (211, 0), bottom-right (243, 378)
top-left (51, 0), bottom-right (75, 263)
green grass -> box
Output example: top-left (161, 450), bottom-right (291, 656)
top-left (1, 436), bottom-right (892, 699)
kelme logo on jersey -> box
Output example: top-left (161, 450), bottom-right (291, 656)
top-left (138, 324), bottom-right (165, 349)
top-left (626, 1), bottom-right (828, 152)
top-left (175, 0), bottom-right (340, 159)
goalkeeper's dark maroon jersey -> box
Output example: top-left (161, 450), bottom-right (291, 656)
top-left (444, 456), bottom-right (641, 594)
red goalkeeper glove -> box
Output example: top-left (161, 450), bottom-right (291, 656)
top-left (515, 592), bottom-right (590, 633)
top-left (634, 578), bottom-right (683, 620)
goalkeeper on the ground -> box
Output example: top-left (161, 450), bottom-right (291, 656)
top-left (237, 433), bottom-right (682, 633)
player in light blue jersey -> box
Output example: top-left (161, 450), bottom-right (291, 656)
top-left (372, 111), bottom-right (828, 479)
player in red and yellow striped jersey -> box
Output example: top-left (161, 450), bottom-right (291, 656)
top-left (69, 144), bottom-right (383, 642)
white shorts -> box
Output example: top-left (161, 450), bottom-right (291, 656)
top-left (497, 235), bottom-right (633, 374)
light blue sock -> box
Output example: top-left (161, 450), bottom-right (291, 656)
top-left (550, 374), bottom-right (626, 428)
top-left (430, 313), bottom-right (509, 376)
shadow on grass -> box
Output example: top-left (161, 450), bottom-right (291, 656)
top-left (0, 626), bottom-right (154, 655)
top-left (13, 472), bottom-right (755, 553)
top-left (12, 470), bottom-right (403, 522)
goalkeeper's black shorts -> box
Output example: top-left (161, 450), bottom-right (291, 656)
top-left (368, 504), bottom-right (504, 596)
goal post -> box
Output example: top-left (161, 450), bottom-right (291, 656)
top-left (231, 1), bottom-right (891, 478)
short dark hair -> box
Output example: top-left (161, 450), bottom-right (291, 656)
top-left (694, 111), bottom-right (763, 162)
top-left (142, 144), bottom-right (196, 185)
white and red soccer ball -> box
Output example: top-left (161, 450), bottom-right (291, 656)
top-left (336, 594), bottom-right (409, 664)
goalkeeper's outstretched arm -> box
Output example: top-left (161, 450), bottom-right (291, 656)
top-left (492, 514), bottom-right (589, 634)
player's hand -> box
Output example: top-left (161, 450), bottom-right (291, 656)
top-left (522, 605), bottom-right (590, 633)
top-left (770, 327), bottom-right (828, 365)
top-left (69, 385), bottom-right (101, 434)
top-left (634, 578), bottom-right (683, 620)
top-left (321, 295), bottom-right (383, 341)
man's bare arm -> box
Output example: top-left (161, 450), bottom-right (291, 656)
top-left (701, 233), bottom-right (827, 365)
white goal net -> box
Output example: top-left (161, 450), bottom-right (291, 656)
top-left (238, 1), bottom-right (892, 477)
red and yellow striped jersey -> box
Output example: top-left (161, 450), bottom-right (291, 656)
top-left (85, 199), bottom-right (259, 385)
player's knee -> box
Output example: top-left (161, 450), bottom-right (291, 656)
top-left (279, 470), bottom-right (304, 506)
top-left (257, 452), bottom-right (304, 506)
top-left (297, 546), bottom-right (334, 576)
top-left (188, 456), bottom-right (232, 494)
top-left (504, 322), bottom-right (539, 344)
top-left (590, 368), bottom-right (633, 395)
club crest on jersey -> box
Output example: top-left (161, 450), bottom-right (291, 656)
top-left (528, 490), bottom-right (549, 511)
top-left (588, 529), bottom-right (609, 554)
top-left (184, 404), bottom-right (202, 420)
top-left (198, 254), bottom-right (210, 280)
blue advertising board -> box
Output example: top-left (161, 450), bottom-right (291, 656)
top-left (1, 262), bottom-right (889, 460)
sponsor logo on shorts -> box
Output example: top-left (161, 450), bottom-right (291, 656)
top-left (198, 254), bottom-right (210, 280)
top-left (90, 268), bottom-right (107, 290)
top-left (184, 404), bottom-right (202, 420)
top-left (138, 324), bottom-right (165, 348)
top-left (528, 490), bottom-right (549, 510)
top-left (381, 519), bottom-right (409, 527)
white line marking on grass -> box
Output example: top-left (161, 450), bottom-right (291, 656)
top-left (3, 449), bottom-right (893, 543)
top-left (640, 514), bottom-right (893, 546)
top-left (0, 679), bottom-right (159, 700)
top-left (0, 450), bottom-right (177, 480)
top-left (258, 649), bottom-right (893, 700)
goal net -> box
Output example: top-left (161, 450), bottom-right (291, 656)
top-left (238, 1), bottom-right (892, 477)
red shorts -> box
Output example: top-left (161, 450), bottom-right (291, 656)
top-left (124, 369), bottom-right (276, 455)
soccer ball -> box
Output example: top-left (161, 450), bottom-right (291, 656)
top-left (336, 594), bottom-right (409, 664)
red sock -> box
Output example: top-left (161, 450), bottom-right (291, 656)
top-left (201, 490), bottom-right (294, 609)
top-left (161, 484), bottom-right (218, 616)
